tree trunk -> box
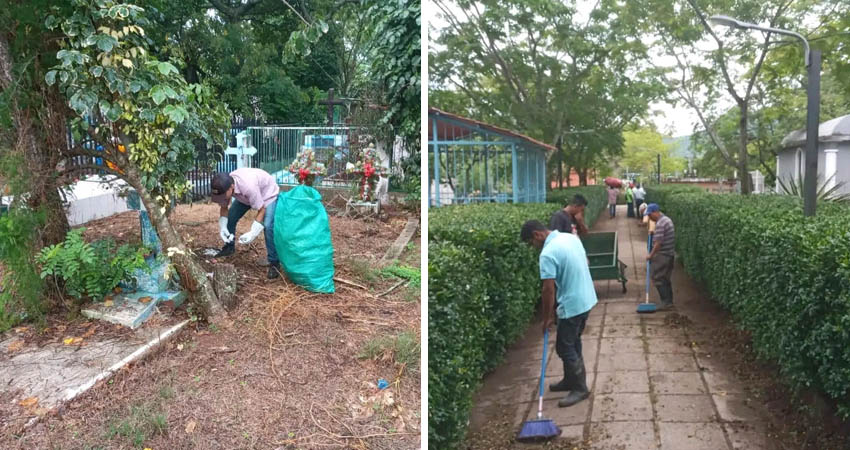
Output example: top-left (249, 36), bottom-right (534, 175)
top-left (738, 103), bottom-right (751, 195)
top-left (578, 168), bottom-right (588, 186)
top-left (123, 166), bottom-right (225, 319)
top-left (566, 165), bottom-right (571, 187)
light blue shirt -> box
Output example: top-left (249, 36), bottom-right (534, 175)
top-left (539, 231), bottom-right (598, 319)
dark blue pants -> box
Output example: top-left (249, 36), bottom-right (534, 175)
top-left (226, 198), bottom-right (279, 265)
top-left (556, 311), bottom-right (589, 365)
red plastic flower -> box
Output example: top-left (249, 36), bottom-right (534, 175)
top-left (364, 163), bottom-right (375, 178)
top-left (298, 168), bottom-right (310, 181)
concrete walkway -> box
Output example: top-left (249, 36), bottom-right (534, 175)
top-left (466, 205), bottom-right (777, 449)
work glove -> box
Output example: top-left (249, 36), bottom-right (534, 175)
top-left (219, 217), bottom-right (234, 244)
top-left (238, 220), bottom-right (265, 244)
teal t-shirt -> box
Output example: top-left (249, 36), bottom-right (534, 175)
top-left (539, 231), bottom-right (598, 319)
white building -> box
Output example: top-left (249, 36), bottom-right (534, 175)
top-left (777, 114), bottom-right (850, 194)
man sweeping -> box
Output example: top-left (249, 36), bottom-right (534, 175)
top-left (645, 204), bottom-right (675, 310)
top-left (549, 194), bottom-right (589, 236)
top-left (521, 220), bottom-right (597, 407)
top-left (211, 168), bottom-right (281, 279)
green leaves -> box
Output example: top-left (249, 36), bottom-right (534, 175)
top-left (162, 104), bottom-right (188, 124)
top-left (149, 84), bottom-right (178, 105)
top-left (156, 61), bottom-right (178, 76)
top-left (646, 185), bottom-right (850, 420)
top-left (429, 186), bottom-right (607, 449)
top-left (94, 33), bottom-right (119, 52)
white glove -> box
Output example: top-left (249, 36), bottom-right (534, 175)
top-left (238, 220), bottom-right (265, 244)
top-left (219, 217), bottom-right (234, 244)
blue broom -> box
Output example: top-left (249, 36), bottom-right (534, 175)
top-left (637, 234), bottom-right (657, 313)
top-left (517, 328), bottom-right (561, 442)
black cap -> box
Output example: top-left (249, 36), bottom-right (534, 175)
top-left (210, 172), bottom-right (233, 207)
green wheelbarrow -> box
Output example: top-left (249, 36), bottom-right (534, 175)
top-left (581, 231), bottom-right (628, 293)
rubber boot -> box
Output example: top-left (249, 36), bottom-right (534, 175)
top-left (267, 263), bottom-right (281, 280)
top-left (215, 241), bottom-right (235, 258)
top-left (549, 359), bottom-right (573, 392)
top-left (558, 360), bottom-right (589, 407)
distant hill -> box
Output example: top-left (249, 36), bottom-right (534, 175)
top-left (663, 135), bottom-right (694, 159)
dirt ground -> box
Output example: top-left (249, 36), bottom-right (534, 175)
top-left (1, 201), bottom-right (421, 450)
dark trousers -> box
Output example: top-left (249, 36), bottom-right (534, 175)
top-left (609, 204), bottom-right (616, 217)
top-left (556, 311), bottom-right (589, 366)
top-left (651, 253), bottom-right (674, 305)
top-left (627, 201), bottom-right (635, 217)
top-left (226, 198), bottom-right (279, 265)
top-left (636, 199), bottom-right (644, 216)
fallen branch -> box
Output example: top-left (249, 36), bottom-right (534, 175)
top-left (378, 279), bottom-right (408, 298)
top-left (333, 277), bottom-right (368, 290)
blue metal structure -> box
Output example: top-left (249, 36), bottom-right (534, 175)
top-left (428, 108), bottom-right (553, 207)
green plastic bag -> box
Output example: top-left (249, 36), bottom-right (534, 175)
top-left (274, 185), bottom-right (335, 293)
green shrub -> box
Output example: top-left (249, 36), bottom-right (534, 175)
top-left (0, 207), bottom-right (46, 331)
top-left (36, 228), bottom-right (150, 302)
top-left (646, 186), bottom-right (850, 418)
top-left (428, 186), bottom-right (606, 449)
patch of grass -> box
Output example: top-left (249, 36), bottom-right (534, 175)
top-left (105, 401), bottom-right (168, 447)
top-left (358, 330), bottom-right (420, 372)
top-left (402, 285), bottom-right (419, 303)
top-left (158, 384), bottom-right (174, 400)
top-left (348, 258), bottom-right (381, 284)
top-left (380, 264), bottom-right (420, 288)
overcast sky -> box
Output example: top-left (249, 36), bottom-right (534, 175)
top-left (426, 0), bottom-right (740, 137)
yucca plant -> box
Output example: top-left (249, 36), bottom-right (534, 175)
top-left (776, 174), bottom-right (850, 203)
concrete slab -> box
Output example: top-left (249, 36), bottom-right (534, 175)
top-left (694, 352), bottom-right (726, 373)
top-left (589, 421), bottom-right (656, 450)
top-left (602, 324), bottom-right (643, 338)
top-left (0, 319), bottom-right (186, 426)
top-left (648, 353), bottom-right (699, 372)
top-left (713, 394), bottom-right (764, 422)
top-left (646, 338), bottom-right (693, 354)
top-left (606, 303), bottom-right (642, 314)
top-left (658, 422), bottom-right (729, 450)
top-left (600, 337), bottom-right (644, 354)
top-left (595, 371), bottom-right (650, 393)
top-left (591, 393), bottom-right (653, 422)
top-left (654, 394), bottom-right (717, 422)
top-left (650, 372), bottom-right (707, 395)
top-left (703, 371), bottom-right (746, 395)
top-left (605, 314), bottom-right (643, 326)
top-left (541, 398), bottom-right (591, 426)
top-left (583, 323), bottom-right (603, 338)
top-left (81, 290), bottom-right (186, 329)
top-left (596, 353), bottom-right (648, 372)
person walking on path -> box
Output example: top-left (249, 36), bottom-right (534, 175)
top-left (211, 168), bottom-right (282, 279)
top-left (634, 183), bottom-right (646, 215)
top-left (625, 183), bottom-right (635, 218)
top-left (521, 220), bottom-right (598, 408)
top-left (549, 194), bottom-right (589, 236)
top-left (645, 203), bottom-right (675, 310)
top-left (606, 185), bottom-right (619, 218)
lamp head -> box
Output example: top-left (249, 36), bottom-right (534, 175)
top-left (709, 15), bottom-right (745, 29)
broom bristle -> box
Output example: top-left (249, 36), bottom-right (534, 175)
top-left (516, 418), bottom-right (561, 442)
top-left (637, 303), bottom-right (657, 314)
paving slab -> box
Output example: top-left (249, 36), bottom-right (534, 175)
top-left (646, 337), bottom-right (693, 354)
top-left (589, 421), bottom-right (656, 450)
top-left (654, 394), bottom-right (718, 422)
top-left (645, 324), bottom-right (686, 338)
top-left (595, 371), bottom-right (650, 393)
top-left (650, 372), bottom-right (707, 394)
top-left (542, 372), bottom-right (597, 401)
top-left (596, 353), bottom-right (648, 372)
top-left (606, 302), bottom-right (643, 314)
top-left (541, 398), bottom-right (591, 426)
top-left (713, 394), bottom-right (764, 422)
top-left (658, 422), bottom-right (729, 450)
top-left (605, 314), bottom-right (643, 326)
top-left (602, 324), bottom-right (643, 338)
top-left (600, 337), bottom-right (644, 354)
top-left (591, 393), bottom-right (653, 422)
top-left (477, 380), bottom-right (538, 407)
top-left (703, 371), bottom-right (747, 394)
top-left (648, 353), bottom-right (699, 372)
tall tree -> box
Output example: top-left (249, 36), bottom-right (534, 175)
top-left (430, 0), bottom-right (664, 185)
top-left (620, 126), bottom-right (686, 178)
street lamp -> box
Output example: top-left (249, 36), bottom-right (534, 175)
top-left (710, 15), bottom-right (820, 216)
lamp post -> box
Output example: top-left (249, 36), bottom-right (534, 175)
top-left (710, 15), bottom-right (820, 216)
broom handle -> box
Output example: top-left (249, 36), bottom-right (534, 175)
top-left (645, 234), bottom-right (652, 303)
top-left (538, 328), bottom-right (548, 419)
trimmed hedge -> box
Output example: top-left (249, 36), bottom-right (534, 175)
top-left (646, 186), bottom-right (850, 418)
top-left (428, 186), bottom-right (606, 449)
